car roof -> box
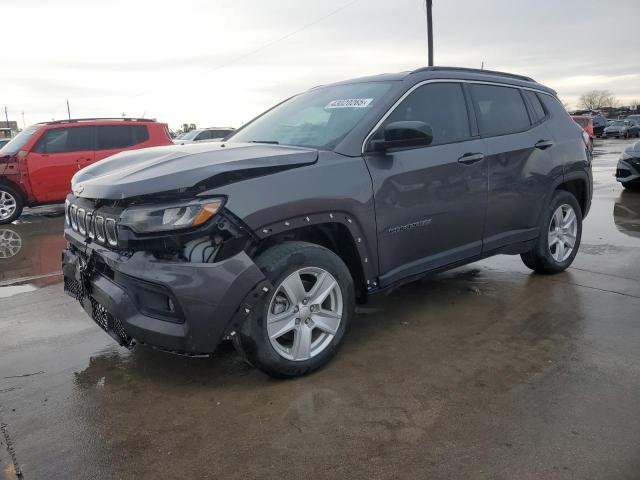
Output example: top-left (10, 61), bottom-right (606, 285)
top-left (319, 66), bottom-right (554, 95)
top-left (36, 117), bottom-right (160, 127)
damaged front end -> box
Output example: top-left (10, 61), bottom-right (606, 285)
top-left (62, 191), bottom-right (269, 354)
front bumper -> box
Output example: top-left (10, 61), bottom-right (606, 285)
top-left (616, 159), bottom-right (640, 184)
top-left (62, 229), bottom-right (266, 354)
top-left (605, 130), bottom-right (624, 137)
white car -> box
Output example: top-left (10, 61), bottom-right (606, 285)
top-left (173, 127), bottom-right (234, 145)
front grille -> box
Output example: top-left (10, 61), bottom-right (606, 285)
top-left (66, 198), bottom-right (120, 247)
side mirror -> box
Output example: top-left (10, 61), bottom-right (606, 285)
top-left (370, 121), bottom-right (433, 152)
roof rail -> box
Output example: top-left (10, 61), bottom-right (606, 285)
top-left (46, 117), bottom-right (156, 125)
top-left (411, 66), bottom-right (535, 82)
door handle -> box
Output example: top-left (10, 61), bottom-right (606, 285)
top-left (534, 140), bottom-right (554, 150)
top-left (457, 152), bottom-right (484, 165)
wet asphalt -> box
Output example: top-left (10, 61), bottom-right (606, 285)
top-left (1, 138), bottom-right (639, 480)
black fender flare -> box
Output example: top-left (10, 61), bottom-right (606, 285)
top-left (255, 210), bottom-right (379, 290)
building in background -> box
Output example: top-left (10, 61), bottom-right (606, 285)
top-left (0, 120), bottom-right (19, 138)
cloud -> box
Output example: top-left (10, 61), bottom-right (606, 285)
top-left (2, 0), bottom-right (639, 127)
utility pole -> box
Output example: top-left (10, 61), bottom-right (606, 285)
top-left (22, 111), bottom-right (26, 129)
top-left (66, 99), bottom-right (71, 120)
top-left (4, 106), bottom-right (9, 129)
top-left (426, 0), bottom-right (433, 66)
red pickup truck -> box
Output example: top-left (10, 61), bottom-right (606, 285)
top-left (0, 118), bottom-right (172, 223)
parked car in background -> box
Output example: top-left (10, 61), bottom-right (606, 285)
top-left (0, 138), bottom-right (10, 149)
top-left (604, 119), bottom-right (640, 139)
top-left (626, 114), bottom-right (640, 124)
top-left (616, 141), bottom-right (640, 190)
top-left (572, 115), bottom-right (594, 149)
top-left (63, 67), bottom-right (592, 377)
top-left (592, 114), bottom-right (608, 137)
top-left (173, 127), bottom-right (234, 145)
top-left (0, 118), bottom-right (173, 224)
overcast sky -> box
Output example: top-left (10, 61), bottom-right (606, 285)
top-left (2, 0), bottom-right (639, 130)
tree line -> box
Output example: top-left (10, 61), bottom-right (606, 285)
top-left (577, 90), bottom-right (639, 111)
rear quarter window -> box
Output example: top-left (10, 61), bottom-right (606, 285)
top-left (523, 90), bottom-right (546, 123)
top-left (471, 84), bottom-right (531, 137)
top-left (97, 125), bottom-right (149, 150)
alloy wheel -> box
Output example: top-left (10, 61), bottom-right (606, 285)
top-left (266, 267), bottom-right (343, 361)
top-left (0, 229), bottom-right (22, 258)
top-left (0, 190), bottom-right (17, 221)
top-left (548, 204), bottom-right (578, 262)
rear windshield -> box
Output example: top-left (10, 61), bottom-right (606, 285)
top-left (573, 118), bottom-right (589, 127)
top-left (0, 125), bottom-right (39, 155)
top-left (612, 120), bottom-right (626, 126)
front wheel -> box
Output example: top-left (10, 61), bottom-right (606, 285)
top-left (0, 184), bottom-right (24, 225)
top-left (234, 241), bottom-right (355, 378)
top-left (521, 190), bottom-right (583, 274)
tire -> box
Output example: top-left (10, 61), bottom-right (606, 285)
top-left (234, 241), bottom-right (355, 378)
top-left (622, 182), bottom-right (640, 191)
top-left (521, 190), bottom-right (582, 274)
top-left (0, 184), bottom-right (24, 225)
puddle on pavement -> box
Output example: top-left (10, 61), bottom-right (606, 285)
top-left (0, 213), bottom-right (66, 287)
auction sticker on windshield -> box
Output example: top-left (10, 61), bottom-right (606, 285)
top-left (325, 98), bottom-right (373, 109)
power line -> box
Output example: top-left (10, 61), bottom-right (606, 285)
top-left (206, 0), bottom-right (362, 73)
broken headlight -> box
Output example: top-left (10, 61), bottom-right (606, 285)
top-left (119, 198), bottom-right (224, 234)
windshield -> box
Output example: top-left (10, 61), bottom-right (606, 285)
top-left (573, 118), bottom-right (588, 127)
top-left (0, 126), bottom-right (39, 155)
top-left (612, 120), bottom-right (626, 126)
top-left (229, 81), bottom-right (394, 149)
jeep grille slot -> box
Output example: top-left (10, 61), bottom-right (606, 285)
top-left (66, 198), bottom-right (120, 248)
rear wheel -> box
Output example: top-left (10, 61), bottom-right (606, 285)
top-left (234, 241), bottom-right (355, 378)
top-left (521, 190), bottom-right (582, 274)
top-left (0, 184), bottom-right (24, 224)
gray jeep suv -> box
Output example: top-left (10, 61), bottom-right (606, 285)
top-left (62, 67), bottom-right (592, 377)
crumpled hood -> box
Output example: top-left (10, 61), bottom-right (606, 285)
top-left (71, 142), bottom-right (318, 200)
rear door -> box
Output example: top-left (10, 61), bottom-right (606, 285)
top-left (94, 124), bottom-right (150, 162)
top-left (470, 83), bottom-right (556, 252)
top-left (26, 126), bottom-right (94, 202)
top-left (364, 81), bottom-right (488, 286)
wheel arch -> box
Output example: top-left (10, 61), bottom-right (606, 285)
top-left (0, 177), bottom-right (27, 202)
top-left (252, 216), bottom-right (375, 303)
top-left (555, 172), bottom-right (590, 218)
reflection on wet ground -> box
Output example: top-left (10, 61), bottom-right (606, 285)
top-left (614, 190), bottom-right (640, 238)
top-left (0, 206), bottom-right (66, 297)
top-left (1, 139), bottom-right (640, 479)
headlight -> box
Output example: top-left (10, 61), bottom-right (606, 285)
top-left (119, 198), bottom-right (224, 233)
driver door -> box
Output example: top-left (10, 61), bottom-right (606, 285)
top-left (363, 82), bottom-right (488, 286)
top-left (26, 126), bottom-right (94, 202)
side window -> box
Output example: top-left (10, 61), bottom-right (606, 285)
top-left (196, 130), bottom-right (213, 141)
top-left (97, 125), bottom-right (148, 150)
top-left (211, 130), bottom-right (230, 139)
top-left (471, 84), bottom-right (531, 136)
top-left (132, 125), bottom-right (149, 144)
top-left (523, 90), bottom-right (546, 123)
top-left (381, 82), bottom-right (471, 146)
top-left (32, 127), bottom-right (93, 153)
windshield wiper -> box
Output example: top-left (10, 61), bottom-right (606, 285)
top-left (248, 140), bottom-right (279, 145)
